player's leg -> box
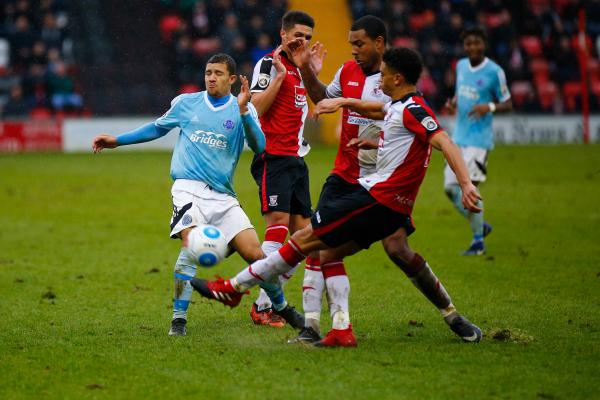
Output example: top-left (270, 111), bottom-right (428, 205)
top-left (190, 224), bottom-right (329, 308)
top-left (313, 243), bottom-right (362, 348)
top-left (443, 147), bottom-right (490, 255)
top-left (381, 228), bottom-right (482, 343)
top-left (168, 181), bottom-right (206, 336)
top-left (251, 211), bottom-right (290, 325)
top-left (249, 154), bottom-right (295, 322)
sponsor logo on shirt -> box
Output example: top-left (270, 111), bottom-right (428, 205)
top-left (294, 86), bottom-right (307, 108)
top-left (190, 130), bottom-right (228, 149)
top-left (347, 111), bottom-right (372, 126)
top-left (394, 195), bottom-right (414, 207)
top-left (458, 85), bottom-right (480, 100)
top-left (347, 81), bottom-right (359, 86)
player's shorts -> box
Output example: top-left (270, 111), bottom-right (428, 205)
top-left (169, 179), bottom-right (253, 243)
top-left (250, 153), bottom-right (312, 217)
top-left (444, 146), bottom-right (489, 186)
top-left (311, 182), bottom-right (415, 249)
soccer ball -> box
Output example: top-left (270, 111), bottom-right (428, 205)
top-left (186, 225), bottom-right (228, 267)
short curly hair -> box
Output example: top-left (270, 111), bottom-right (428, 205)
top-left (382, 47), bottom-right (423, 85)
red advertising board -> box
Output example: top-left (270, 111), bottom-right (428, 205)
top-left (0, 120), bottom-right (62, 152)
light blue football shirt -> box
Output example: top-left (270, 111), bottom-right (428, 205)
top-left (155, 91), bottom-right (260, 197)
top-left (454, 57), bottom-right (511, 149)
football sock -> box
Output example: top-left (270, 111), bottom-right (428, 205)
top-left (302, 255), bottom-right (324, 332)
top-left (232, 240), bottom-right (306, 292)
top-left (395, 253), bottom-right (453, 311)
top-left (172, 248), bottom-right (197, 320)
top-left (322, 260), bottom-right (350, 330)
top-left (444, 184), bottom-right (469, 218)
top-left (468, 199), bottom-right (484, 241)
top-left (255, 224), bottom-right (288, 311)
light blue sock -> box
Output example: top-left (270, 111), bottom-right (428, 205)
top-left (468, 199), bottom-right (484, 241)
top-left (444, 184), bottom-right (469, 218)
top-left (259, 279), bottom-right (287, 311)
top-left (172, 248), bottom-right (197, 320)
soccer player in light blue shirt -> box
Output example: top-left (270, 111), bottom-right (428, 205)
top-left (92, 54), bottom-right (303, 336)
top-left (444, 27), bottom-right (512, 255)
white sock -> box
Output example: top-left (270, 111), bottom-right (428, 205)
top-left (254, 239), bottom-right (284, 310)
top-left (302, 262), bottom-right (324, 331)
top-left (326, 275), bottom-right (350, 330)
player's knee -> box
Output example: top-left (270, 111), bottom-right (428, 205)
top-left (382, 235), bottom-right (412, 266)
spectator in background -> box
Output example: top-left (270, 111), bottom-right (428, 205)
top-left (47, 60), bottom-right (81, 111)
top-left (9, 16), bottom-right (36, 69)
top-left (250, 33), bottom-right (272, 64)
top-left (40, 12), bottom-right (63, 50)
top-left (553, 35), bottom-right (579, 83)
top-left (218, 13), bottom-right (241, 54)
top-left (3, 83), bottom-right (32, 117)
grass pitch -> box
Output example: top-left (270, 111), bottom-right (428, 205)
top-left (1, 145), bottom-right (599, 399)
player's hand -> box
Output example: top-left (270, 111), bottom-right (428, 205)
top-left (444, 98), bottom-right (456, 114)
top-left (460, 182), bottom-right (482, 213)
top-left (92, 134), bottom-right (118, 153)
top-left (468, 103), bottom-right (491, 119)
top-left (314, 98), bottom-right (345, 117)
top-left (237, 75), bottom-right (250, 113)
top-left (346, 137), bottom-right (379, 149)
top-left (287, 38), bottom-right (311, 69)
top-left (273, 45), bottom-right (287, 76)
top-left (309, 41), bottom-right (327, 75)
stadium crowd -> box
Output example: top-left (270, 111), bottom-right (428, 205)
top-left (2, 1), bottom-right (599, 117)
top-left (0, 0), bottom-right (84, 118)
top-left (159, 0), bottom-right (600, 114)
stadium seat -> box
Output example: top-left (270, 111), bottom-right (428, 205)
top-left (510, 81), bottom-right (533, 107)
top-left (179, 83), bottom-right (200, 94)
top-left (562, 81), bottom-right (581, 111)
top-left (520, 36), bottom-right (543, 57)
top-left (29, 107), bottom-right (52, 119)
top-left (159, 14), bottom-right (183, 42)
top-left (530, 58), bottom-right (550, 81)
top-left (193, 38), bottom-right (221, 57)
top-left (392, 37), bottom-right (416, 49)
top-left (408, 11), bottom-right (435, 32)
top-left (536, 81), bottom-right (558, 110)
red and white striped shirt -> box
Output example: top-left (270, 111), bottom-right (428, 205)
top-left (250, 51), bottom-right (308, 156)
top-left (326, 60), bottom-right (391, 183)
top-left (358, 93), bottom-right (443, 215)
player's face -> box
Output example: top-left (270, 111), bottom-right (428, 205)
top-left (379, 61), bottom-right (400, 96)
top-left (205, 63), bottom-right (236, 97)
top-left (348, 29), bottom-right (384, 74)
top-left (463, 35), bottom-right (486, 64)
top-left (280, 24), bottom-right (313, 52)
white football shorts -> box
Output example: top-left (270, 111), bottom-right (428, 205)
top-left (444, 146), bottom-right (489, 186)
top-left (169, 179), bottom-right (254, 244)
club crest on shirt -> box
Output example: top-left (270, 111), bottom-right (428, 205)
top-left (182, 214), bottom-right (192, 226)
top-left (372, 83), bottom-right (383, 97)
top-left (223, 120), bottom-right (234, 129)
top-left (421, 116), bottom-right (438, 131)
top-left (268, 195), bottom-right (278, 207)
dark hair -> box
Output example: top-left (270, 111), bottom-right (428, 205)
top-left (206, 53), bottom-right (236, 75)
top-left (460, 26), bottom-right (487, 43)
top-left (351, 15), bottom-right (387, 44)
top-left (282, 10), bottom-right (314, 31)
top-left (382, 47), bottom-right (423, 85)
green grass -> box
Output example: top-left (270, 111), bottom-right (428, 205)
top-left (1, 145), bottom-right (599, 399)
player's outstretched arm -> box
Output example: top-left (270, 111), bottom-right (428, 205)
top-left (288, 38), bottom-right (328, 103)
top-left (430, 131), bottom-right (482, 213)
top-left (315, 97), bottom-right (386, 120)
top-left (92, 123), bottom-right (170, 153)
top-left (238, 75), bottom-right (265, 154)
top-left (250, 46), bottom-right (286, 117)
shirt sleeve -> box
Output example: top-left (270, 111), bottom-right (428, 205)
top-left (325, 65), bottom-right (343, 98)
top-left (154, 94), bottom-right (185, 130)
top-left (402, 102), bottom-right (444, 141)
top-left (250, 56), bottom-right (277, 93)
top-left (494, 67), bottom-right (511, 102)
